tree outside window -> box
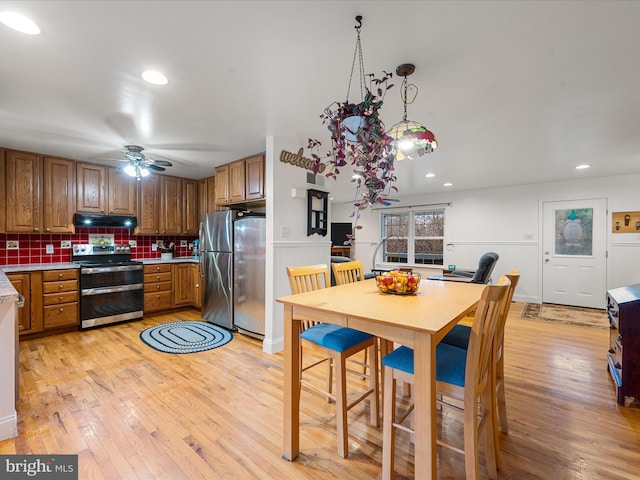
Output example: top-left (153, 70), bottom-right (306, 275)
top-left (381, 209), bottom-right (445, 265)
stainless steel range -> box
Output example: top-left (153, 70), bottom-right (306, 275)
top-left (72, 244), bottom-right (144, 329)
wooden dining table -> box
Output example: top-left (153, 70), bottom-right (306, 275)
top-left (276, 277), bottom-right (487, 480)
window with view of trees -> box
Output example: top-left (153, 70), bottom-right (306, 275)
top-left (381, 209), bottom-right (445, 265)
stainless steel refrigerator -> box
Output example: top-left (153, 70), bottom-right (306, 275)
top-left (199, 210), bottom-right (266, 338)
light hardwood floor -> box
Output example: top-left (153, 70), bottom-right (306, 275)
top-left (1, 304), bottom-right (639, 479)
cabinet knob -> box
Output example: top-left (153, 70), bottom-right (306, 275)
top-left (59, 296), bottom-right (64, 301)
top-left (156, 285), bottom-right (160, 290)
top-left (101, 210), bottom-right (105, 213)
top-left (34, 227), bottom-right (39, 232)
top-left (59, 273), bottom-right (63, 278)
top-left (46, 227), bottom-right (51, 232)
top-left (608, 347), bottom-right (615, 354)
top-left (156, 294), bottom-right (160, 298)
top-left (59, 284), bottom-right (64, 289)
top-left (59, 307), bottom-right (64, 312)
top-left (156, 266), bottom-right (160, 271)
top-left (156, 276), bottom-right (160, 280)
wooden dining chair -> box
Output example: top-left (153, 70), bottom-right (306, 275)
top-left (441, 269), bottom-right (520, 438)
top-left (286, 263), bottom-right (379, 458)
top-left (331, 259), bottom-right (365, 286)
top-left (381, 277), bottom-right (510, 480)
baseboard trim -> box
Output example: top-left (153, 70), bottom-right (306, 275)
top-left (0, 411), bottom-right (18, 441)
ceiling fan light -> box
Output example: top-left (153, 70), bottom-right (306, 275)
top-left (124, 164), bottom-right (137, 177)
top-left (139, 167), bottom-right (150, 177)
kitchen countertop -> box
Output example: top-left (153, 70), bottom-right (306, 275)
top-left (0, 257), bottom-right (198, 302)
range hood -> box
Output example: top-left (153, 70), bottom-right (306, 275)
top-left (73, 213), bottom-right (137, 228)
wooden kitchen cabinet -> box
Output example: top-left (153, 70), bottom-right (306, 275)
top-left (108, 167), bottom-right (137, 215)
top-left (198, 175), bottom-right (217, 215)
top-left (159, 175), bottom-right (183, 235)
top-left (76, 162), bottom-right (106, 213)
top-left (144, 264), bottom-right (173, 312)
top-left (245, 153), bottom-right (265, 200)
top-left (135, 174), bottom-right (161, 235)
top-left (43, 156), bottom-right (75, 233)
top-left (42, 269), bottom-right (79, 330)
top-left (8, 271), bottom-right (44, 336)
top-left (214, 164), bottom-right (230, 205)
top-left (214, 153), bottom-right (265, 205)
top-left (5, 150), bottom-right (41, 233)
top-left (174, 263), bottom-right (195, 307)
top-left (5, 150), bottom-right (74, 234)
top-left (229, 159), bottom-right (246, 203)
top-left (76, 163), bottom-right (136, 215)
top-left (8, 273), bottom-right (33, 334)
top-left (0, 148), bottom-right (5, 233)
top-left (182, 178), bottom-right (199, 235)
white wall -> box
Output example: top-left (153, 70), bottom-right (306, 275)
top-left (332, 173), bottom-right (640, 305)
top-left (263, 135), bottom-right (331, 354)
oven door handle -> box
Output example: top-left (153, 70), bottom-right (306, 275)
top-left (81, 283), bottom-right (144, 296)
top-left (81, 265), bottom-right (143, 274)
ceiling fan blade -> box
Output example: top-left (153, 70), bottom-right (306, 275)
top-left (148, 159), bottom-right (173, 167)
top-left (146, 164), bottom-right (166, 172)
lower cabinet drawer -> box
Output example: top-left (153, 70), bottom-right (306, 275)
top-left (144, 281), bottom-right (172, 293)
top-left (43, 280), bottom-right (78, 294)
top-left (43, 291), bottom-right (79, 306)
top-left (144, 291), bottom-right (173, 312)
top-left (43, 303), bottom-right (78, 329)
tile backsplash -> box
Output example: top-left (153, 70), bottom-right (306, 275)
top-left (0, 227), bottom-right (197, 265)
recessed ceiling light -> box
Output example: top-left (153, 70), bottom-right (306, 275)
top-left (443, 182), bottom-right (453, 187)
top-left (425, 173), bottom-right (435, 178)
top-left (0, 11), bottom-right (40, 35)
top-left (141, 70), bottom-right (168, 85)
top-left (575, 164), bottom-right (590, 170)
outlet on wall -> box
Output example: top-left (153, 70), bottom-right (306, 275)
top-left (45, 244), bottom-right (54, 254)
top-left (151, 244), bottom-right (158, 252)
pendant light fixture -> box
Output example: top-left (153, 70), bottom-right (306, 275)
top-left (387, 64), bottom-right (438, 161)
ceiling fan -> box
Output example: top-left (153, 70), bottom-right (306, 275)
top-left (120, 145), bottom-right (173, 180)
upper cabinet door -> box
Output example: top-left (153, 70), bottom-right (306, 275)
top-left (159, 175), bottom-right (182, 235)
top-left (228, 160), bottom-right (246, 203)
top-left (0, 149), bottom-right (5, 233)
top-left (43, 157), bottom-right (75, 233)
top-left (245, 154), bottom-right (264, 201)
top-left (107, 167), bottom-right (136, 215)
top-left (76, 162), bottom-right (106, 213)
top-left (182, 178), bottom-right (199, 235)
top-left (136, 174), bottom-right (160, 235)
top-left (214, 164), bottom-right (229, 205)
top-left (6, 150), bottom-right (42, 233)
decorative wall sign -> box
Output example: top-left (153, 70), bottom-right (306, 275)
top-left (280, 148), bottom-right (327, 174)
top-left (555, 208), bottom-right (593, 256)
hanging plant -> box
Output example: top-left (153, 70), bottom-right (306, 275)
top-left (308, 17), bottom-right (399, 224)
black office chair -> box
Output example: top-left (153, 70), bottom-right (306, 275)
top-left (428, 252), bottom-right (499, 284)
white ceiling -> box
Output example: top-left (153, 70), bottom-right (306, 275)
top-left (2, 1), bottom-right (640, 203)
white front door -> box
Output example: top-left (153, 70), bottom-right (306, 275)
top-left (542, 199), bottom-right (607, 309)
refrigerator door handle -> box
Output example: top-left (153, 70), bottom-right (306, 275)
top-left (198, 220), bottom-right (204, 274)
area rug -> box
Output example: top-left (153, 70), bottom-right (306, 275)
top-left (140, 321), bottom-right (232, 354)
top-left (520, 303), bottom-right (609, 329)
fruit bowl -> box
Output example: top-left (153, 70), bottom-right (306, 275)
top-left (375, 270), bottom-right (421, 295)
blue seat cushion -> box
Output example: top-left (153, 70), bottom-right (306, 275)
top-left (441, 324), bottom-right (471, 350)
top-left (381, 344), bottom-right (467, 387)
top-left (301, 323), bottom-right (373, 352)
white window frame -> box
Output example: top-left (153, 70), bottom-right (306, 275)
top-left (378, 207), bottom-right (446, 267)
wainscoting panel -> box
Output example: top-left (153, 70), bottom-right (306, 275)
top-left (263, 240), bottom-right (331, 354)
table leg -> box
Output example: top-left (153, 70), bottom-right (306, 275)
top-left (413, 332), bottom-right (437, 480)
top-left (283, 305), bottom-right (301, 461)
